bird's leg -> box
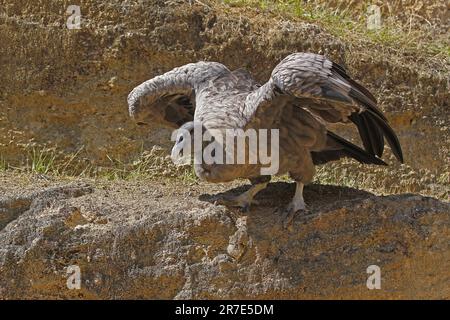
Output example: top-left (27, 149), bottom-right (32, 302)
top-left (216, 176), bottom-right (270, 212)
top-left (278, 182), bottom-right (309, 228)
top-left (217, 182), bottom-right (268, 211)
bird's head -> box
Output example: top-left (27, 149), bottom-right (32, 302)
top-left (171, 121), bottom-right (227, 181)
top-left (170, 121), bottom-right (206, 165)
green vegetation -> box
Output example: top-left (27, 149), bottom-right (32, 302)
top-left (0, 146), bottom-right (196, 183)
top-left (221, 0), bottom-right (449, 59)
top-left (0, 156), bottom-right (7, 171)
top-left (29, 148), bottom-right (57, 175)
top-left (1, 146), bottom-right (447, 199)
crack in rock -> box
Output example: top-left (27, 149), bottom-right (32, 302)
top-left (227, 216), bottom-right (250, 261)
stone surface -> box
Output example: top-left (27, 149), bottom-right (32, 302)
top-left (0, 176), bottom-right (448, 299)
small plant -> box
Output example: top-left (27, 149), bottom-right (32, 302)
top-left (220, 0), bottom-right (449, 59)
top-left (0, 156), bottom-right (8, 171)
top-left (29, 148), bottom-right (57, 174)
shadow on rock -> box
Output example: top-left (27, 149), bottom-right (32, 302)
top-left (199, 181), bottom-right (375, 212)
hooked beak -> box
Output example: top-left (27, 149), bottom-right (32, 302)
top-left (171, 142), bottom-right (191, 166)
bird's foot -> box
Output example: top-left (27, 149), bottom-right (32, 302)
top-left (274, 201), bottom-right (309, 230)
top-left (216, 194), bottom-right (259, 212)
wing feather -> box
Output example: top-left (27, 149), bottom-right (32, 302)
top-left (245, 52), bottom-right (403, 163)
top-left (127, 61), bottom-right (229, 128)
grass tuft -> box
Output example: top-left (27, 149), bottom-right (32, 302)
top-left (0, 156), bottom-right (8, 171)
top-left (29, 148), bottom-right (57, 175)
top-left (0, 145), bottom-right (198, 183)
top-left (221, 0), bottom-right (450, 59)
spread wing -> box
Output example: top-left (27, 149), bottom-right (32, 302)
top-left (244, 52), bottom-right (403, 163)
top-left (127, 61), bottom-right (229, 128)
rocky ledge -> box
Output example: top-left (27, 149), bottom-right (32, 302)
top-left (0, 179), bottom-right (448, 299)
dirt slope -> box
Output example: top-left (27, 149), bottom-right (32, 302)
top-left (0, 0), bottom-right (448, 198)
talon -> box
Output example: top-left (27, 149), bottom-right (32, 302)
top-left (280, 207), bottom-right (297, 229)
top-left (273, 207), bottom-right (282, 215)
top-left (215, 195), bottom-right (235, 206)
top-left (277, 181), bottom-right (308, 229)
top-left (216, 194), bottom-right (253, 210)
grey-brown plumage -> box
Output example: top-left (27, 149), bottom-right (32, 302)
top-left (128, 52), bottom-right (403, 226)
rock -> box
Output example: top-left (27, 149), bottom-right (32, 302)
top-left (0, 183), bottom-right (93, 230)
top-left (0, 180), bottom-right (448, 299)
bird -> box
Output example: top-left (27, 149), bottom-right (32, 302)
top-left (127, 52), bottom-right (403, 226)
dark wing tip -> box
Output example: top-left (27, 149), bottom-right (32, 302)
top-left (326, 131), bottom-right (388, 166)
top-left (366, 109), bottom-right (404, 163)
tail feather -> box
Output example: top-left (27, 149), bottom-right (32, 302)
top-left (350, 113), bottom-right (376, 155)
top-left (326, 62), bottom-right (403, 164)
top-left (366, 109), bottom-right (404, 163)
top-left (350, 111), bottom-right (403, 163)
top-left (311, 131), bottom-right (387, 166)
top-left (362, 113), bottom-right (384, 157)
